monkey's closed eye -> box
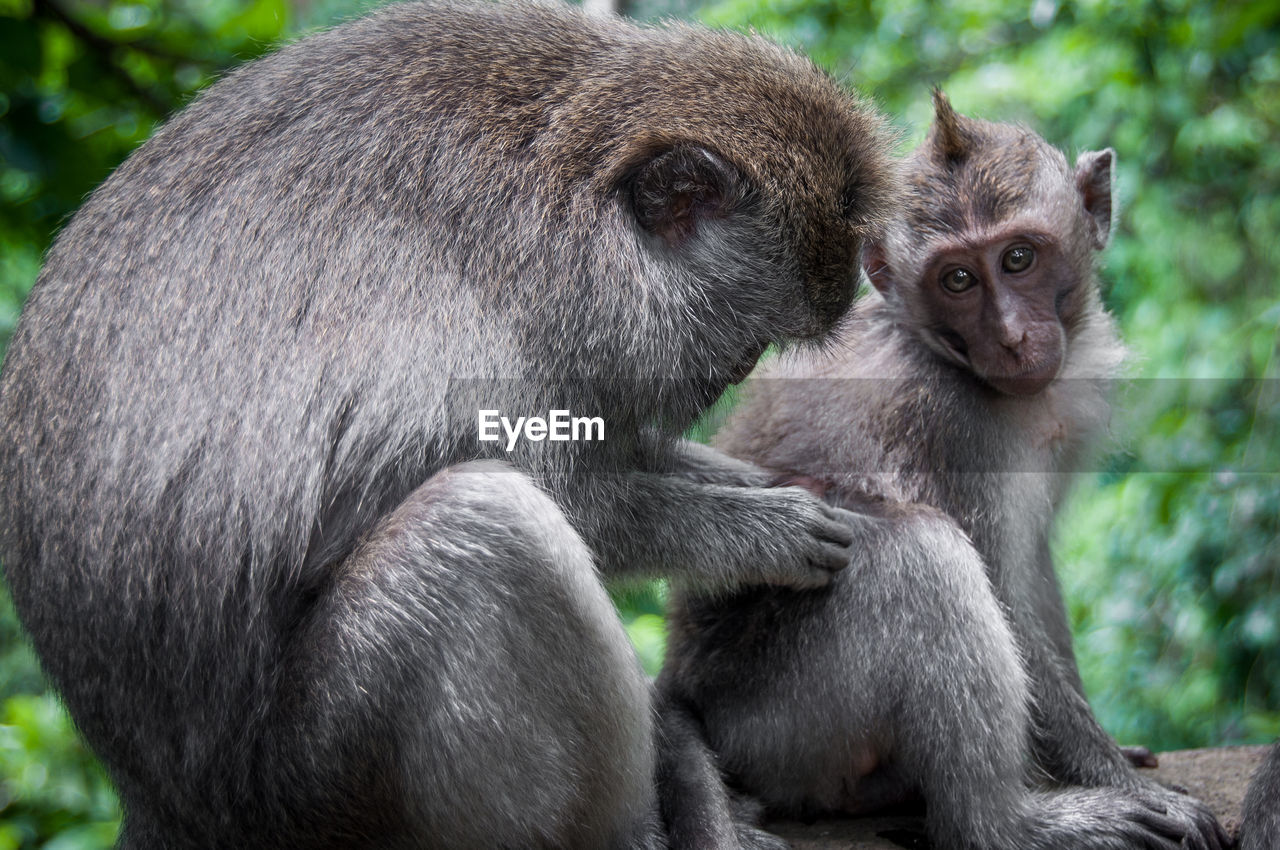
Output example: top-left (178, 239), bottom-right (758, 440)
top-left (941, 267), bottom-right (977, 293)
top-left (1001, 245), bottom-right (1035, 273)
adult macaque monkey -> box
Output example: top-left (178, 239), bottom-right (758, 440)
top-left (659, 92), bottom-right (1229, 850)
top-left (0, 1), bottom-right (898, 847)
top-left (1241, 743), bottom-right (1280, 849)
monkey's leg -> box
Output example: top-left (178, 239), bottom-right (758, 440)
top-left (655, 690), bottom-right (787, 850)
top-left (841, 512), bottom-right (1186, 850)
top-left (276, 461), bottom-right (663, 850)
top-left (1241, 742), bottom-right (1280, 850)
top-left (1012, 543), bottom-right (1228, 849)
top-left (667, 505), bottom-right (1196, 850)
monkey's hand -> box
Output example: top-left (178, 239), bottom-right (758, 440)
top-left (1129, 779), bottom-right (1231, 850)
top-left (568, 473), bottom-right (854, 589)
top-left (738, 486), bottom-right (856, 589)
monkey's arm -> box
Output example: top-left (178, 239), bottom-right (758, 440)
top-left (1241, 742), bottom-right (1280, 850)
top-left (1027, 542), bottom-right (1158, 766)
top-left (1024, 540), bottom-right (1156, 764)
top-left (558, 470), bottom-right (853, 590)
top-left (1013, 542), bottom-right (1231, 848)
top-left (1017, 540), bottom-right (1146, 785)
top-left (661, 438), bottom-right (774, 488)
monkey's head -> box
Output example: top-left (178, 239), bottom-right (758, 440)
top-left (864, 90), bottom-right (1114, 396)
top-left (553, 25), bottom-right (899, 400)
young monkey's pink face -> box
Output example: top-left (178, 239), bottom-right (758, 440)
top-left (865, 91), bottom-right (1114, 397)
top-left (907, 213), bottom-right (1079, 396)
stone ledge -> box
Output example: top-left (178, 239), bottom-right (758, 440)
top-left (767, 746), bottom-right (1270, 849)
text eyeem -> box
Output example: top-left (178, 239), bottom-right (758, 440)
top-left (478, 409), bottom-right (605, 452)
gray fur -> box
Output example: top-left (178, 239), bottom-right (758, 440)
top-left (0, 2), bottom-right (898, 847)
top-left (1242, 743), bottom-right (1280, 850)
top-left (658, 99), bottom-right (1229, 850)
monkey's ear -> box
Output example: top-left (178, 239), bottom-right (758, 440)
top-left (862, 239), bottom-right (893, 296)
top-left (1075, 148), bottom-right (1114, 250)
top-left (629, 146), bottom-right (740, 248)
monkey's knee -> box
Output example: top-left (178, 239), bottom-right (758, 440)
top-left (324, 461), bottom-right (657, 849)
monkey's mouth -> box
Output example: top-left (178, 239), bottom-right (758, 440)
top-left (985, 357), bottom-right (1062, 397)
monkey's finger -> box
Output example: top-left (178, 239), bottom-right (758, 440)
top-left (815, 508), bottom-right (857, 548)
top-left (1121, 745), bottom-right (1159, 768)
top-left (809, 542), bottom-right (853, 573)
top-left (1216, 817), bottom-right (1232, 850)
top-left (1178, 808), bottom-right (1221, 850)
top-left (1132, 787), bottom-right (1169, 814)
top-left (1179, 823), bottom-right (1209, 850)
top-left (1127, 823), bottom-right (1184, 850)
top-left (1202, 810), bottom-right (1231, 850)
top-left (1126, 804), bottom-right (1189, 845)
top-left (1133, 831), bottom-right (1182, 850)
top-left (1137, 786), bottom-right (1228, 850)
top-left (1187, 823), bottom-right (1214, 850)
top-left (815, 520), bottom-right (856, 551)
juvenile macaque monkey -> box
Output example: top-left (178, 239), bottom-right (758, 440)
top-left (658, 92), bottom-right (1229, 850)
top-left (0, 2), bottom-right (898, 847)
top-left (1242, 743), bottom-right (1280, 849)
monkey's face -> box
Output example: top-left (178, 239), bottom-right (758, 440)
top-left (907, 226), bottom-right (1082, 396)
top-left (865, 92), bottom-right (1115, 397)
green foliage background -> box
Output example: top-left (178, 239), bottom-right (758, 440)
top-left (0, 0), bottom-right (1276, 845)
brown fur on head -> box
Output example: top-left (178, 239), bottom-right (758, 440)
top-left (864, 90), bottom-right (1114, 396)
top-left (578, 19), bottom-right (901, 339)
top-left (927, 87), bottom-right (977, 163)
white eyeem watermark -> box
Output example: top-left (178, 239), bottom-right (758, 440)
top-left (478, 409), bottom-right (605, 452)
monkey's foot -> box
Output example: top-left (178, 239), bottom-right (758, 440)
top-left (1027, 786), bottom-right (1225, 850)
top-left (1134, 780), bottom-right (1231, 850)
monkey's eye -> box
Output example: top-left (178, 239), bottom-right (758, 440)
top-left (1001, 245), bottom-right (1035, 273)
top-left (940, 267), bottom-right (977, 293)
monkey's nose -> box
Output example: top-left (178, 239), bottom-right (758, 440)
top-left (999, 328), bottom-right (1027, 354)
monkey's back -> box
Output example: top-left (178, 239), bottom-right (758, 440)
top-left (0, 0), bottom-right (877, 602)
top-left (0, 0), bottom-right (598, 725)
top-left (0, 0), bottom-right (894, 834)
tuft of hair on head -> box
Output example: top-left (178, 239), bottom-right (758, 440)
top-left (927, 88), bottom-right (975, 165)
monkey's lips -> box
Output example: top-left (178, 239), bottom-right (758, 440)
top-left (984, 357), bottom-right (1062, 397)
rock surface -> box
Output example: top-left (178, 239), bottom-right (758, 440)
top-left (766, 746), bottom-right (1270, 849)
